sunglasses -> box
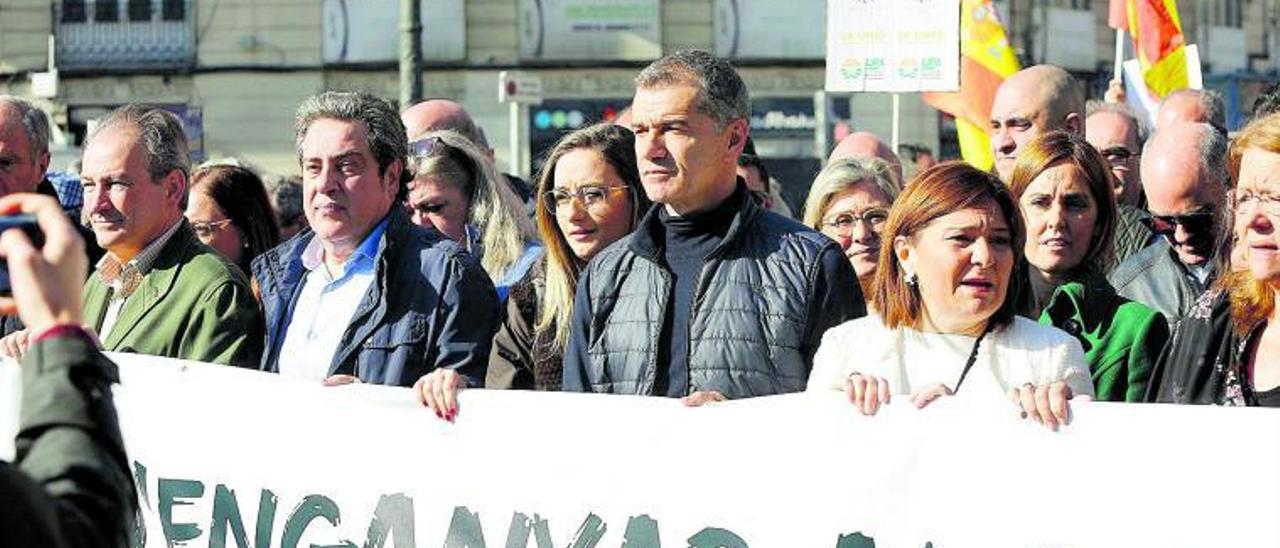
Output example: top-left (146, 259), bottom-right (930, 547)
top-left (1099, 146), bottom-right (1138, 163)
top-left (1140, 211), bottom-right (1215, 237)
top-left (409, 136), bottom-right (446, 158)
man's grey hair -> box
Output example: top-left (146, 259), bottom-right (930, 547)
top-left (635, 49), bottom-right (750, 127)
top-left (294, 91), bottom-right (411, 198)
top-left (1161, 88), bottom-right (1227, 132)
top-left (1085, 99), bottom-right (1150, 143)
top-left (88, 104), bottom-right (191, 187)
top-left (0, 95), bottom-right (51, 160)
top-left (1145, 121), bottom-right (1228, 187)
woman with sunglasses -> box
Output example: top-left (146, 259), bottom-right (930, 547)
top-left (1007, 131), bottom-right (1168, 402)
top-left (1147, 113), bottom-right (1280, 406)
top-left (406, 129), bottom-right (541, 301)
top-left (186, 164), bottom-right (282, 279)
top-left (808, 162), bottom-right (1093, 430)
top-left (802, 157), bottom-right (899, 299)
top-left (486, 123), bottom-right (652, 390)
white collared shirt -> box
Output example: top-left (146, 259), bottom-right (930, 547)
top-left (96, 220), bottom-right (184, 339)
top-left (276, 222), bottom-right (385, 383)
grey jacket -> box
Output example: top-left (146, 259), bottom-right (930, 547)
top-left (562, 191), bottom-right (864, 397)
top-left (1108, 238), bottom-right (1213, 326)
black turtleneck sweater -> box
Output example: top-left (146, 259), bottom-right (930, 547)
top-left (653, 189), bottom-right (741, 396)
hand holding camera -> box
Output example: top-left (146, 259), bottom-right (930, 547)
top-left (0, 193), bottom-right (87, 337)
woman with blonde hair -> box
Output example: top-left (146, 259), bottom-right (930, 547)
top-left (406, 129), bottom-right (541, 299)
top-left (1007, 131), bottom-right (1167, 402)
top-left (802, 157), bottom-right (900, 298)
top-left (1147, 113), bottom-right (1280, 406)
top-left (487, 123), bottom-right (652, 390)
top-left (808, 162), bottom-right (1093, 430)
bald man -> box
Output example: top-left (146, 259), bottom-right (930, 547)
top-left (828, 131), bottom-right (903, 187)
top-left (989, 65), bottom-right (1085, 182)
top-left (1108, 122), bottom-right (1227, 322)
top-left (1155, 89), bottom-right (1226, 133)
top-left (400, 99), bottom-right (535, 212)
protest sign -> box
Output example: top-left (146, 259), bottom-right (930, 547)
top-left (3, 353), bottom-right (1280, 547)
top-left (824, 0), bottom-right (961, 93)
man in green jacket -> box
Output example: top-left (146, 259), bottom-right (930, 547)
top-left (1, 193), bottom-right (135, 547)
top-left (1, 104), bottom-right (261, 366)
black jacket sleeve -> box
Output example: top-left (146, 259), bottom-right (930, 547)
top-left (487, 278), bottom-right (538, 389)
top-left (802, 244), bottom-right (866, 368)
top-left (2, 333), bottom-right (136, 548)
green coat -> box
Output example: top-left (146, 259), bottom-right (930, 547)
top-left (1038, 277), bottom-right (1170, 402)
top-left (3, 333), bottom-right (135, 547)
top-left (83, 222), bottom-right (262, 368)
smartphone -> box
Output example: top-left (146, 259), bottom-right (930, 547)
top-left (0, 214), bottom-right (44, 295)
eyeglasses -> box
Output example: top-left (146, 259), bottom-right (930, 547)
top-left (409, 136), bottom-right (446, 159)
top-left (1232, 190), bottom-right (1280, 218)
top-left (1140, 211), bottom-right (1215, 237)
top-left (542, 185), bottom-right (630, 214)
top-left (191, 219), bottom-right (233, 239)
top-left (1099, 146), bottom-right (1138, 163)
top-left (822, 208), bottom-right (890, 236)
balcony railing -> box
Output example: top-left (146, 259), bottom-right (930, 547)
top-left (55, 0), bottom-right (195, 71)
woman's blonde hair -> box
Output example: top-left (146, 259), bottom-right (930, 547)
top-left (1224, 113), bottom-right (1280, 335)
top-left (410, 129), bottom-right (537, 281)
top-left (533, 123), bottom-right (651, 351)
top-left (801, 157), bottom-right (900, 229)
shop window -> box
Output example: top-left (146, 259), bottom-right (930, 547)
top-left (94, 0), bottom-right (119, 22)
top-left (62, 0), bottom-right (87, 22)
top-left (128, 0), bottom-right (151, 22)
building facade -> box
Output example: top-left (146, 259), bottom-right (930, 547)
top-left (0, 0), bottom-right (1275, 208)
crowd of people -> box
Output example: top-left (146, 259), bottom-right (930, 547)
top-left (1, 48), bottom-right (1279, 544)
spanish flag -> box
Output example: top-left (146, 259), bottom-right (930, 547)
top-left (922, 0), bottom-right (1020, 171)
top-left (1109, 0), bottom-right (1189, 99)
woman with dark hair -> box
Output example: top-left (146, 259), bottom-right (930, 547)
top-left (186, 164), bottom-right (282, 276)
top-left (482, 123), bottom-right (652, 390)
top-left (808, 162), bottom-right (1093, 430)
top-left (1147, 113), bottom-right (1280, 406)
top-left (1007, 131), bottom-right (1168, 402)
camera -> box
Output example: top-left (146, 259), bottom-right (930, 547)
top-left (0, 214), bottom-right (44, 295)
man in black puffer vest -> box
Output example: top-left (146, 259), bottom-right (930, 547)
top-left (562, 50), bottom-right (865, 404)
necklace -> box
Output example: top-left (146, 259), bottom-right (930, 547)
top-left (951, 323), bottom-right (992, 393)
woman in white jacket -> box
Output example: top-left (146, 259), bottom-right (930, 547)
top-left (808, 162), bottom-right (1094, 430)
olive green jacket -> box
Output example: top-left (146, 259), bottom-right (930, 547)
top-left (1038, 278), bottom-right (1170, 402)
top-left (83, 222), bottom-right (262, 367)
top-left (3, 333), bottom-right (135, 547)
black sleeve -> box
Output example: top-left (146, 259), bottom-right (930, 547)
top-left (3, 333), bottom-right (136, 548)
top-left (434, 253), bottom-right (502, 388)
top-left (561, 266), bottom-right (596, 393)
top-left (802, 244), bottom-right (866, 368)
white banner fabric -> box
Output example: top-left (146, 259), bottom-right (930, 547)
top-left (825, 0), bottom-right (961, 93)
top-left (3, 353), bottom-right (1280, 547)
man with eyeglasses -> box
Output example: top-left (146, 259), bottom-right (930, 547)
top-left (254, 91), bottom-right (499, 392)
top-left (1085, 100), bottom-right (1159, 270)
top-left (1109, 122), bottom-right (1228, 323)
top-left (562, 50), bottom-right (864, 404)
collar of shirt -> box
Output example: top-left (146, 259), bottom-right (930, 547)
top-left (300, 216), bottom-right (389, 283)
top-left (95, 219), bottom-right (185, 301)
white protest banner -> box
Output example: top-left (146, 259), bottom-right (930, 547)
top-left (518, 0), bottom-right (661, 61)
top-left (825, 0), bottom-right (961, 93)
top-left (3, 353), bottom-right (1280, 547)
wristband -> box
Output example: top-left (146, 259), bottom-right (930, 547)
top-left (31, 324), bottom-right (101, 347)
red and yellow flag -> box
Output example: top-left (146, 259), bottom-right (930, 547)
top-left (1109, 0), bottom-right (1189, 99)
top-left (923, 0), bottom-right (1020, 171)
